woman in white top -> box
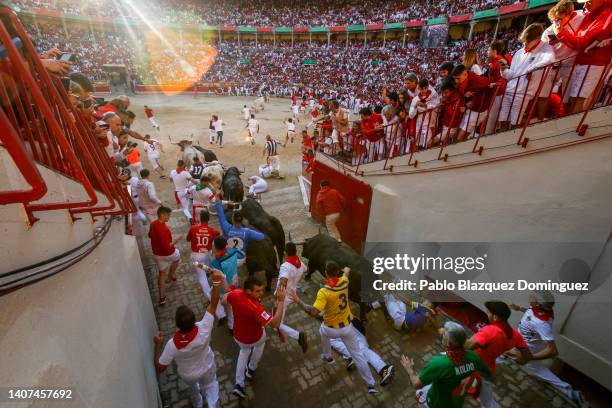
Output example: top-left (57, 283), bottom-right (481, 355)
top-left (463, 48), bottom-right (483, 76)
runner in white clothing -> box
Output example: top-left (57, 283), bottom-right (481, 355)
top-left (247, 175), bottom-right (268, 197)
top-left (188, 175), bottom-right (216, 223)
top-left (143, 134), bottom-right (166, 178)
top-left (284, 118), bottom-right (296, 144)
top-left (275, 243), bottom-right (308, 352)
top-left (246, 114), bottom-right (259, 145)
top-left (506, 291), bottom-right (587, 406)
top-left (154, 268), bottom-right (225, 408)
top-left (241, 105), bottom-right (251, 122)
top-left (330, 318), bottom-right (395, 386)
top-left (170, 160), bottom-right (194, 221)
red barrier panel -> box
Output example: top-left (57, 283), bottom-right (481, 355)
top-left (310, 161), bottom-right (372, 253)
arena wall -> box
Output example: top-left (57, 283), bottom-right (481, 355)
top-left (0, 151), bottom-right (160, 407)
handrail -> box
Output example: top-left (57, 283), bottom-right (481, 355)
top-left (0, 5), bottom-right (135, 223)
top-left (0, 108), bottom-right (47, 204)
top-left (317, 55), bottom-right (612, 171)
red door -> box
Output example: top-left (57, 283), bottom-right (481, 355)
top-left (310, 161), bottom-right (372, 253)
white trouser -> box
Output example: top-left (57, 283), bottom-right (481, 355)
top-left (416, 383), bottom-right (432, 408)
top-left (235, 331), bottom-right (267, 387)
top-left (129, 162), bottom-right (143, 178)
top-left (325, 213), bottom-right (341, 242)
top-left (269, 155), bottom-right (280, 172)
top-left (248, 181), bottom-right (267, 195)
top-left (330, 334), bottom-right (386, 373)
top-left (320, 323), bottom-right (375, 386)
top-left (460, 109), bottom-right (488, 136)
top-left (184, 366), bottom-right (219, 408)
top-left (191, 252), bottom-right (227, 320)
top-left (175, 190), bottom-right (191, 220)
top-left (384, 294), bottom-right (406, 330)
top-left (154, 249), bottom-right (181, 272)
top-left (209, 129), bottom-right (216, 143)
top-left (479, 379), bottom-right (500, 408)
top-left (141, 205), bottom-right (160, 223)
top-left (568, 64), bottom-right (606, 99)
top-left (485, 95), bottom-right (503, 135)
top-left (148, 116), bottom-right (159, 129)
top-left (525, 360), bottom-right (574, 399)
top-left (279, 300), bottom-right (299, 340)
top-left (147, 155), bottom-right (160, 170)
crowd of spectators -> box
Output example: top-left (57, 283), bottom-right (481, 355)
top-left (14, 0), bottom-right (524, 26)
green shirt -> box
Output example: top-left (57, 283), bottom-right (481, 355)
top-left (418, 350), bottom-right (491, 408)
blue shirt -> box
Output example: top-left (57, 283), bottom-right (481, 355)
top-left (215, 200), bottom-right (265, 251)
top-left (211, 248), bottom-right (244, 287)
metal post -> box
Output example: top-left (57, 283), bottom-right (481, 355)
top-left (364, 30), bottom-right (367, 47)
top-left (524, 15), bottom-right (531, 30)
top-left (219, 29), bottom-right (222, 44)
top-left (255, 31), bottom-right (258, 47)
top-left (346, 31), bottom-right (349, 49)
top-left (383, 30), bottom-right (386, 48)
top-left (327, 32), bottom-right (330, 47)
top-left (493, 17), bottom-right (500, 40)
top-left (291, 31), bottom-right (294, 48)
top-left (468, 21), bottom-right (475, 41)
top-left (238, 30), bottom-right (240, 47)
top-left (62, 15), bottom-right (68, 38)
top-left (402, 28), bottom-right (406, 48)
top-left (274, 31), bottom-right (276, 48)
top-left (309, 31), bottom-right (312, 46)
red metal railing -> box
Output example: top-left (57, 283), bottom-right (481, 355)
top-left (0, 6), bottom-right (135, 223)
top-left (316, 56), bottom-right (611, 171)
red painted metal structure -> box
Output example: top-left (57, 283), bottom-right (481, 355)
top-left (309, 161), bottom-right (372, 253)
top-left (0, 6), bottom-right (135, 223)
top-left (314, 56), bottom-right (611, 175)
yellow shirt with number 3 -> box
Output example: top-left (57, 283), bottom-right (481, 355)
top-left (313, 276), bottom-right (353, 327)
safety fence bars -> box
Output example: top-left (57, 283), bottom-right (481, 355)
top-left (0, 6), bottom-right (134, 223)
top-left (0, 108), bottom-right (47, 204)
top-left (315, 56), bottom-right (611, 170)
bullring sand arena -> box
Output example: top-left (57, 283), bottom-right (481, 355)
top-left (128, 95), bottom-right (581, 408)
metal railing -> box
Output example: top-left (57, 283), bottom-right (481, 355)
top-left (0, 6), bottom-right (135, 224)
top-left (316, 56), bottom-right (612, 173)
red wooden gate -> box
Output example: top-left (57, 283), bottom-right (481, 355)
top-left (309, 161), bottom-right (372, 253)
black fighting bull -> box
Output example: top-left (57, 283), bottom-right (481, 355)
top-left (301, 233), bottom-right (371, 320)
top-left (193, 145), bottom-right (218, 162)
top-left (222, 166), bottom-right (244, 202)
top-left (240, 198), bottom-right (285, 264)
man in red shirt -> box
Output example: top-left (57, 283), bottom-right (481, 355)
top-left (452, 64), bottom-right (493, 142)
top-left (223, 276), bottom-right (286, 399)
top-left (187, 210), bottom-right (220, 307)
top-left (555, 0), bottom-right (611, 113)
top-left (144, 105), bottom-right (161, 130)
top-left (315, 179), bottom-right (346, 242)
top-left (149, 206), bottom-right (182, 306)
top-left (464, 301), bottom-right (532, 408)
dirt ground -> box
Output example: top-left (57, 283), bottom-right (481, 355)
top-left (128, 94), bottom-right (305, 192)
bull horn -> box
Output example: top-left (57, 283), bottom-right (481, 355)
top-left (288, 231), bottom-right (293, 243)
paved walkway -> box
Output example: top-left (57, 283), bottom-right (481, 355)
top-left (136, 185), bottom-right (572, 408)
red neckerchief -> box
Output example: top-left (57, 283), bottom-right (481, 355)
top-left (176, 167), bottom-right (184, 174)
top-left (446, 347), bottom-right (467, 365)
top-left (286, 256), bottom-right (301, 268)
top-left (215, 248), bottom-right (228, 259)
top-left (491, 320), bottom-right (514, 339)
top-left (173, 326), bottom-right (198, 350)
top-left (326, 277), bottom-right (340, 287)
top-left (531, 306), bottom-right (554, 321)
top-left (524, 40), bottom-right (541, 53)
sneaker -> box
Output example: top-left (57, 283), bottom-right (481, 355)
top-left (298, 332), bottom-right (308, 353)
top-left (345, 357), bottom-right (355, 371)
top-left (320, 354), bottom-right (335, 365)
top-left (379, 365), bottom-right (394, 387)
top-left (245, 366), bottom-right (255, 379)
top-left (571, 390), bottom-right (588, 407)
top-left (232, 384), bottom-right (246, 399)
top-left (367, 385), bottom-right (378, 395)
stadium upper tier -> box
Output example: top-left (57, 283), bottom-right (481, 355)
top-left (14, 0), bottom-right (536, 26)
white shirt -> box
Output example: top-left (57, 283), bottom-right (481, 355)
top-left (105, 130), bottom-right (117, 157)
top-left (248, 118), bottom-right (259, 131)
top-left (242, 107), bottom-right (250, 119)
top-left (249, 175), bottom-right (268, 190)
top-left (189, 185), bottom-right (214, 206)
top-left (136, 179), bottom-right (161, 207)
top-left (143, 139), bottom-right (161, 157)
top-left (470, 64), bottom-right (483, 76)
top-left (542, 11), bottom-right (584, 62)
top-left (170, 169), bottom-right (193, 192)
top-left (128, 176), bottom-right (139, 198)
top-left (275, 259), bottom-right (306, 303)
top-left (408, 88), bottom-right (440, 119)
top-left (505, 41), bottom-right (555, 93)
top-left (213, 119), bottom-right (224, 132)
top-left (286, 122), bottom-right (296, 133)
top-left (518, 308), bottom-right (555, 354)
top-left (159, 313), bottom-right (215, 382)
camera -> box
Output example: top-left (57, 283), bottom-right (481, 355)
top-left (57, 53), bottom-right (76, 62)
